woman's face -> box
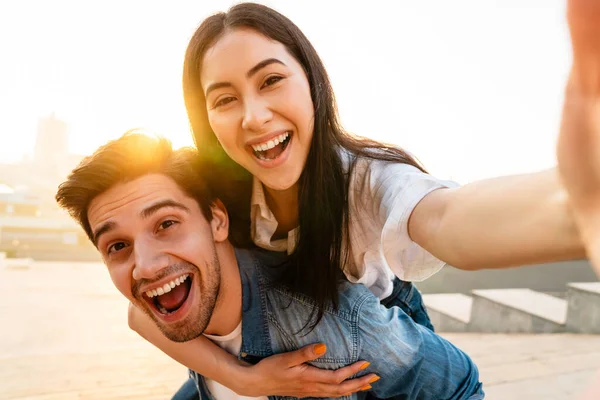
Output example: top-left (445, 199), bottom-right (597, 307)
top-left (200, 28), bottom-right (315, 192)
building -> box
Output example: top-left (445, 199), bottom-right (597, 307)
top-left (34, 112), bottom-right (70, 176)
top-left (0, 186), bottom-right (98, 261)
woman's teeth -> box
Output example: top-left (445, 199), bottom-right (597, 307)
top-left (251, 132), bottom-right (290, 152)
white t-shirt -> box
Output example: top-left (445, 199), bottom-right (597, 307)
top-left (250, 155), bottom-right (459, 299)
top-left (204, 323), bottom-right (268, 400)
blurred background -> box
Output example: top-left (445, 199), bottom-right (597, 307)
top-left (0, 0), bottom-right (596, 293)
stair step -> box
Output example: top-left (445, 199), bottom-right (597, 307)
top-left (423, 293), bottom-right (472, 323)
top-left (469, 289), bottom-right (567, 333)
top-left (568, 282), bottom-right (600, 294)
top-left (423, 293), bottom-right (472, 332)
top-left (566, 282), bottom-right (600, 333)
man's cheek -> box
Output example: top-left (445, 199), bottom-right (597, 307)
top-left (109, 271), bottom-right (136, 302)
top-left (171, 234), bottom-right (208, 256)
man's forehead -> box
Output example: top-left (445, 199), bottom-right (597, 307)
top-left (87, 174), bottom-right (188, 229)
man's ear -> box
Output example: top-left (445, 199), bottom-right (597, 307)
top-left (210, 199), bottom-right (229, 243)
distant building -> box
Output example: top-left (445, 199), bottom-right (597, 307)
top-left (0, 185), bottom-right (98, 261)
top-left (0, 114), bottom-right (99, 261)
top-left (34, 113), bottom-right (69, 170)
top-left (0, 191), bottom-right (41, 217)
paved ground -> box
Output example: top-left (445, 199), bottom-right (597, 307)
top-left (1, 260), bottom-right (599, 399)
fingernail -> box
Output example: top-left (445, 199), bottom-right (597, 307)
top-left (369, 375), bottom-right (380, 383)
top-left (314, 343), bottom-right (327, 355)
top-left (359, 361), bottom-right (370, 370)
top-left (361, 385), bottom-right (372, 391)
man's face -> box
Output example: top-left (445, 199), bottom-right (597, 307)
top-left (87, 173), bottom-right (226, 342)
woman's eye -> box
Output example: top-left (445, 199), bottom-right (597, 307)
top-left (158, 220), bottom-right (178, 231)
top-left (261, 75), bottom-right (283, 89)
top-left (107, 242), bottom-right (128, 254)
top-left (214, 96), bottom-right (236, 108)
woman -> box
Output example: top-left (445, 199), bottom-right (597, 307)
top-left (130, 2), bottom-right (587, 398)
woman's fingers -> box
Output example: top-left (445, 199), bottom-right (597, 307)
top-left (301, 361), bottom-right (372, 384)
top-left (275, 343), bottom-right (329, 367)
top-left (245, 344), bottom-right (379, 398)
top-left (307, 373), bottom-right (379, 398)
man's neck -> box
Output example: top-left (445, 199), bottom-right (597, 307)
top-left (203, 243), bottom-right (242, 336)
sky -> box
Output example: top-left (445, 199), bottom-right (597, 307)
top-left (0, 0), bottom-right (571, 183)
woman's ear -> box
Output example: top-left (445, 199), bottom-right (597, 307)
top-left (210, 198), bottom-right (229, 243)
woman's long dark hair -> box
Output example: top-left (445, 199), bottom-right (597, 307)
top-left (183, 2), bottom-right (426, 329)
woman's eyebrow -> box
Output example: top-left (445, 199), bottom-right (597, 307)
top-left (205, 58), bottom-right (286, 97)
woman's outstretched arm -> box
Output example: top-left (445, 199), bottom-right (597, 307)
top-left (408, 168), bottom-right (584, 270)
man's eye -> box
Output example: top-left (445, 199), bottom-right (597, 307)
top-left (158, 220), bottom-right (177, 231)
top-left (107, 242), bottom-right (128, 254)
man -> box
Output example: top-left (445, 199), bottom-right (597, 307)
top-left (56, 133), bottom-right (484, 400)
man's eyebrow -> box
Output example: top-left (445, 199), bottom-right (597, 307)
top-left (91, 200), bottom-right (189, 246)
top-left (204, 58), bottom-right (286, 97)
top-left (140, 199), bottom-right (190, 220)
top-left (92, 221), bottom-right (116, 246)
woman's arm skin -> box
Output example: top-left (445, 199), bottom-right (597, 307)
top-left (558, 88), bottom-right (600, 274)
top-left (408, 168), bottom-right (585, 270)
top-left (128, 304), bottom-right (377, 398)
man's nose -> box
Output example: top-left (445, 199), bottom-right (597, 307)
top-left (241, 97), bottom-right (273, 132)
top-left (132, 241), bottom-right (169, 281)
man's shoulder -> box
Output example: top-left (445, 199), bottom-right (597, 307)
top-left (235, 247), bottom-right (377, 319)
top-left (234, 247), bottom-right (287, 275)
top-left (267, 277), bottom-right (374, 323)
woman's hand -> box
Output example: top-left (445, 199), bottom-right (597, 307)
top-left (232, 344), bottom-right (379, 398)
top-left (557, 0), bottom-right (600, 273)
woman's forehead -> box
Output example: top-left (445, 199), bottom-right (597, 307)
top-left (200, 28), bottom-right (293, 84)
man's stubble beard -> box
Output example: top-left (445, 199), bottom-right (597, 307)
top-left (138, 248), bottom-right (221, 343)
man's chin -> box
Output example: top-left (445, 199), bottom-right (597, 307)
top-left (141, 303), bottom-right (208, 342)
top-left (158, 321), bottom-right (204, 343)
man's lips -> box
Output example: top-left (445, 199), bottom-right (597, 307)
top-left (142, 273), bottom-right (190, 299)
top-left (140, 274), bottom-right (193, 317)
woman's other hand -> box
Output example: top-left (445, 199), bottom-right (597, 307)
top-left (233, 343), bottom-right (378, 398)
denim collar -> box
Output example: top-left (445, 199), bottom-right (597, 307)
top-left (235, 248), bottom-right (274, 359)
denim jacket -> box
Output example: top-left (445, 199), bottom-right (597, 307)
top-left (190, 249), bottom-right (484, 400)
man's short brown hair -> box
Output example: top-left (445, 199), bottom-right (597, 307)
top-left (56, 132), bottom-right (216, 245)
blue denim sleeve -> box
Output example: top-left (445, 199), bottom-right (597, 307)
top-left (356, 293), bottom-right (483, 400)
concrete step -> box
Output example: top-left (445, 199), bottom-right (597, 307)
top-left (566, 282), bottom-right (600, 334)
top-left (423, 293), bottom-right (472, 332)
top-left (469, 289), bottom-right (567, 333)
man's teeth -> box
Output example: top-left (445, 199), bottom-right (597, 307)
top-left (251, 132), bottom-right (289, 152)
top-left (145, 274), bottom-right (189, 298)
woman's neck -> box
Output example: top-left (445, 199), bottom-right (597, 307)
top-left (264, 183), bottom-right (299, 238)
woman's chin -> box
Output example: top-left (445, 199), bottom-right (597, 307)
top-left (260, 174), bottom-right (300, 194)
